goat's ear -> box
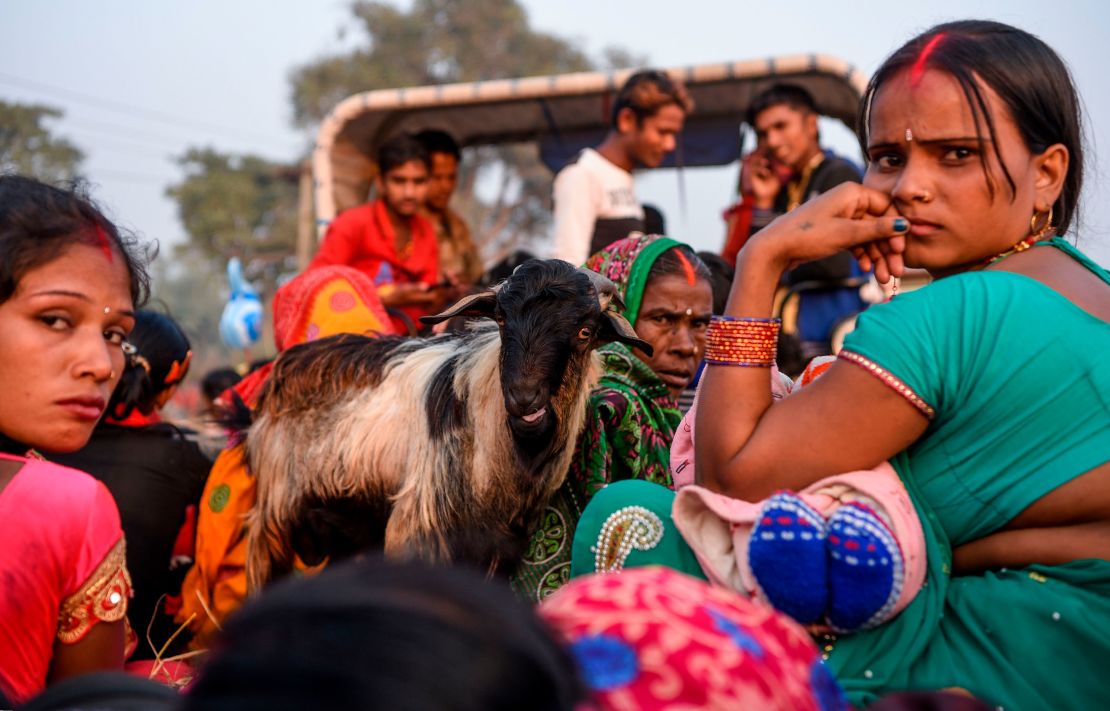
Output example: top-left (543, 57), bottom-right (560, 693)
top-left (599, 309), bottom-right (654, 356)
top-left (420, 291), bottom-right (497, 325)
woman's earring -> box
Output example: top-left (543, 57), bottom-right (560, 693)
top-left (1030, 206), bottom-right (1055, 240)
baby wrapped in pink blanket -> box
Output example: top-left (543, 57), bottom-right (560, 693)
top-left (669, 357), bottom-right (925, 632)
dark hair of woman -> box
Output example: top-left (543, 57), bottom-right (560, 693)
top-left (645, 244), bottom-right (712, 288)
top-left (183, 557), bottom-right (583, 711)
top-left (0, 175), bottom-right (153, 305)
top-left (201, 367), bottom-right (242, 403)
top-left (694, 250), bottom-right (735, 315)
top-left (108, 310), bottom-right (191, 420)
top-left (856, 20), bottom-right (1084, 235)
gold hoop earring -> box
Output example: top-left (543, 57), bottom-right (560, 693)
top-left (1030, 206), bottom-right (1054, 240)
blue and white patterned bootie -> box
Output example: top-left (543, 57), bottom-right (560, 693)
top-left (748, 492), bottom-right (828, 624)
top-left (826, 501), bottom-right (904, 631)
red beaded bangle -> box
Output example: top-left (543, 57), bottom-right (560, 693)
top-left (704, 316), bottom-right (780, 367)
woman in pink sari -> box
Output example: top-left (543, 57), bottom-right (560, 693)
top-left (0, 175), bottom-right (150, 703)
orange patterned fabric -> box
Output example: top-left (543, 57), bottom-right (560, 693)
top-left (175, 444), bottom-right (254, 648)
top-left (182, 266), bottom-right (394, 648)
top-left (271, 264), bottom-right (394, 351)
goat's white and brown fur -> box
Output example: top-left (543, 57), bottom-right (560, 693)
top-left (244, 260), bottom-right (648, 591)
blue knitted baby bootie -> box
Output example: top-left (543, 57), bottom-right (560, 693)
top-left (748, 492), bottom-right (828, 625)
top-left (826, 502), bottom-right (904, 632)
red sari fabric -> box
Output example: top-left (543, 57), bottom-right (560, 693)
top-left (0, 454), bottom-right (129, 703)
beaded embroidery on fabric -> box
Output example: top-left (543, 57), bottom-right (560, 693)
top-left (57, 538), bottom-right (132, 643)
top-left (592, 506), bottom-right (664, 573)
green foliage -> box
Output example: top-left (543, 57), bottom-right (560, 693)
top-left (290, 0), bottom-right (592, 127)
top-left (164, 147), bottom-right (299, 292)
top-left (0, 100), bottom-right (84, 183)
top-left (288, 0), bottom-right (642, 265)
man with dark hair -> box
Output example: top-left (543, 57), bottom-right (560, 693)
top-left (721, 83), bottom-right (864, 358)
top-left (551, 70), bottom-right (692, 265)
top-left (310, 134), bottom-right (442, 332)
top-left (413, 130), bottom-right (483, 288)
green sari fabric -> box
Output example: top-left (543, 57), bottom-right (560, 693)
top-left (511, 234), bottom-right (687, 602)
top-left (569, 239), bottom-right (1110, 709)
top-left (827, 238), bottom-right (1110, 709)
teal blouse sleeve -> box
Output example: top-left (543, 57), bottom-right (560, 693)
top-left (840, 274), bottom-right (1001, 420)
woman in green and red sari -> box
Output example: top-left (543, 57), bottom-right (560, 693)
top-left (512, 234), bottom-right (714, 601)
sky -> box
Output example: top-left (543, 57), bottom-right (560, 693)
top-left (2, 0), bottom-right (1108, 268)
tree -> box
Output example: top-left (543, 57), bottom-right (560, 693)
top-left (0, 100), bottom-right (84, 183)
top-left (289, 0), bottom-right (644, 264)
top-left (164, 147), bottom-right (300, 295)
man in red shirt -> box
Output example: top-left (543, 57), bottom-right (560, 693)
top-left (310, 134), bottom-right (443, 333)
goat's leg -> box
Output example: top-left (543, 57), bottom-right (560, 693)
top-left (384, 502), bottom-right (453, 564)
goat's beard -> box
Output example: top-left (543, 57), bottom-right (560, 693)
top-left (509, 408), bottom-right (558, 467)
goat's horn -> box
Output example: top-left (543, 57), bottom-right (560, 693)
top-left (420, 289), bottom-right (497, 325)
top-left (577, 267), bottom-right (626, 313)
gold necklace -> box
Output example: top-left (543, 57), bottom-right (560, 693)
top-left (786, 152), bottom-right (826, 211)
top-left (983, 236), bottom-right (1045, 267)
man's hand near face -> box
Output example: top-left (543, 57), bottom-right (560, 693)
top-left (378, 282), bottom-right (440, 308)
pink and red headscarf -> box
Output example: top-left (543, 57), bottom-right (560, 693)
top-left (540, 567), bottom-right (848, 711)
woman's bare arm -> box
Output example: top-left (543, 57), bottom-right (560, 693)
top-left (695, 184), bottom-right (927, 499)
top-left (48, 619), bottom-right (126, 684)
top-left (952, 520), bottom-right (1110, 575)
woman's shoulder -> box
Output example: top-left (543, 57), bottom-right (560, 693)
top-left (860, 269), bottom-right (1055, 323)
top-left (17, 457), bottom-right (107, 497)
top-left (5, 458), bottom-right (120, 541)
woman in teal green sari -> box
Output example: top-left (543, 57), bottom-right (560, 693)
top-left (571, 20), bottom-right (1110, 710)
top-left (511, 235), bottom-right (713, 601)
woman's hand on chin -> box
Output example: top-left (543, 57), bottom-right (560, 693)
top-left (740, 182), bottom-right (910, 284)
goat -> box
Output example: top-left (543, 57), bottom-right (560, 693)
top-left (244, 259), bottom-right (650, 590)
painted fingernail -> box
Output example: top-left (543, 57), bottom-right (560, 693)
top-left (893, 218), bottom-right (909, 232)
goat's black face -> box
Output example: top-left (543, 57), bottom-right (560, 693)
top-left (421, 259), bottom-right (651, 452)
top-left (494, 261), bottom-right (603, 446)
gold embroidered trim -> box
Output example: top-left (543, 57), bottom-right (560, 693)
top-left (838, 350), bottom-right (936, 420)
top-left (591, 505), bottom-right (664, 574)
top-left (57, 538), bottom-right (132, 644)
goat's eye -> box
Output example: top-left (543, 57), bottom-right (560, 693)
top-left (494, 315), bottom-right (505, 327)
top-left (577, 327), bottom-right (592, 341)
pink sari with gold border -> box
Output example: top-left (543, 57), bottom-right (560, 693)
top-left (0, 454), bottom-right (131, 703)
